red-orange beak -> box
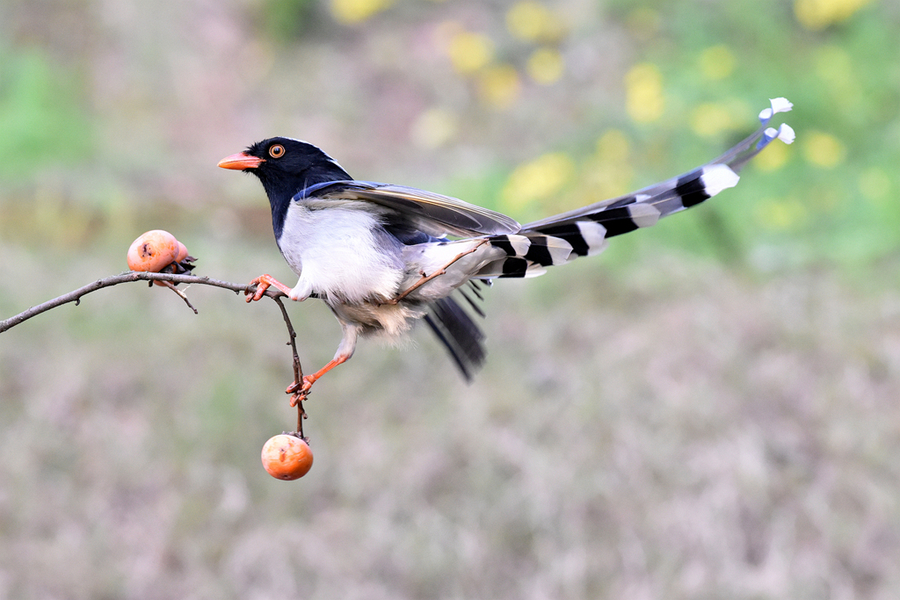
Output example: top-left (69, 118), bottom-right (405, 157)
top-left (217, 152), bottom-right (264, 170)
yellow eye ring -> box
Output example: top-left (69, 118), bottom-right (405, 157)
top-left (269, 144), bottom-right (285, 158)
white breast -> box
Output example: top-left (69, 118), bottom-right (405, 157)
top-left (277, 202), bottom-right (405, 303)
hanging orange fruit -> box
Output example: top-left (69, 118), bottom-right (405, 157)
top-left (261, 434), bottom-right (314, 480)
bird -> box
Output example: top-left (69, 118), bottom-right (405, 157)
top-left (218, 98), bottom-right (794, 395)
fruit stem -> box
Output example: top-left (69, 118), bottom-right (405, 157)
top-left (273, 296), bottom-right (307, 439)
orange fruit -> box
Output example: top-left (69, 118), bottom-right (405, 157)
top-left (261, 434), bottom-right (313, 480)
top-left (127, 230), bottom-right (180, 273)
top-left (174, 241), bottom-right (190, 263)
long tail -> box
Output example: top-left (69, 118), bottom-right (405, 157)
top-left (477, 98), bottom-right (795, 279)
top-left (426, 98), bottom-right (793, 378)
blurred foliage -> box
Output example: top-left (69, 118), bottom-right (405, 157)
top-left (0, 0), bottom-right (897, 271)
top-left (0, 46), bottom-right (94, 179)
top-left (2, 0), bottom-right (900, 598)
top-left (257, 0), bottom-right (318, 41)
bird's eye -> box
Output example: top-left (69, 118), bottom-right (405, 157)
top-left (269, 144), bottom-right (285, 158)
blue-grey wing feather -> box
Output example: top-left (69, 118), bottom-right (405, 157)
top-left (297, 180), bottom-right (521, 238)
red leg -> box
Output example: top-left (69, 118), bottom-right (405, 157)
top-left (246, 273), bottom-right (293, 302)
top-left (297, 354), bottom-right (350, 393)
top-left (288, 321), bottom-right (361, 396)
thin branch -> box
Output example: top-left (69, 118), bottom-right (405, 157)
top-left (273, 296), bottom-right (308, 437)
top-left (3, 269), bottom-right (315, 438)
top-left (0, 271), bottom-right (284, 333)
top-left (156, 280), bottom-right (199, 314)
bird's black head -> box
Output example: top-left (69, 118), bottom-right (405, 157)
top-left (218, 137), bottom-right (352, 239)
top-left (219, 137), bottom-right (351, 202)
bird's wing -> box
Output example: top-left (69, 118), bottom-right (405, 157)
top-left (296, 180), bottom-right (521, 238)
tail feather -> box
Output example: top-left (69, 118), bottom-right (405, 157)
top-left (422, 98), bottom-right (794, 379)
top-left (458, 284), bottom-right (486, 318)
top-left (423, 295), bottom-right (486, 381)
top-left (476, 98), bottom-right (794, 279)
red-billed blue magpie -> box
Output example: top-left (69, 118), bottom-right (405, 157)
top-left (218, 98), bottom-right (794, 393)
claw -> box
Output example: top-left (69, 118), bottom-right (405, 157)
top-left (246, 274), bottom-right (293, 302)
top-left (285, 375), bottom-right (318, 406)
top-left (289, 356), bottom-right (349, 397)
top-left (289, 390), bottom-right (308, 407)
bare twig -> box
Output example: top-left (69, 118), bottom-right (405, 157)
top-left (273, 296), bottom-right (307, 437)
top-left (156, 280), bottom-right (199, 313)
top-left (3, 269), bottom-right (315, 438)
top-left (0, 271), bottom-right (284, 333)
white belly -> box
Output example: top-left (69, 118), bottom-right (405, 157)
top-left (277, 202), bottom-right (404, 303)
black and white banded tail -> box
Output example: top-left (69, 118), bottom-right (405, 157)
top-left (477, 98), bottom-right (795, 279)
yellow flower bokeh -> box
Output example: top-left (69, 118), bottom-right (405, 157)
top-left (410, 108), bottom-right (458, 149)
top-left (802, 131), bottom-right (846, 168)
top-left (756, 197), bottom-right (808, 230)
top-left (698, 45), bottom-right (736, 81)
top-left (506, 1), bottom-right (566, 43)
top-left (447, 30), bottom-right (495, 74)
top-left (625, 63), bottom-right (664, 123)
top-left (330, 0), bottom-right (394, 24)
top-left (689, 102), bottom-right (739, 138)
top-left (502, 152), bottom-right (576, 209)
top-left (753, 138), bottom-right (791, 172)
top-left (478, 64), bottom-right (521, 109)
top-left (595, 129), bottom-right (630, 164)
top-left (526, 47), bottom-right (564, 85)
top-left (794, 0), bottom-right (873, 30)
top-left (580, 130), bottom-right (635, 201)
top-left (813, 45), bottom-right (863, 112)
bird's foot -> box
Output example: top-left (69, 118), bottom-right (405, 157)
top-left (284, 355), bottom-right (350, 404)
top-left (286, 374), bottom-right (322, 406)
top-left (245, 274), bottom-right (293, 302)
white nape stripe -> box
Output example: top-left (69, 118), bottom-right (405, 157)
top-left (700, 164), bottom-right (740, 198)
top-left (285, 137), bottom-right (348, 173)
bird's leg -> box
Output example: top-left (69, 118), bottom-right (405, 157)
top-left (390, 239), bottom-right (489, 304)
top-left (294, 355), bottom-right (350, 394)
top-left (287, 321), bottom-right (361, 395)
top-left (245, 273), bottom-right (293, 302)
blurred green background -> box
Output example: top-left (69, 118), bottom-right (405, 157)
top-left (2, 0), bottom-right (900, 597)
